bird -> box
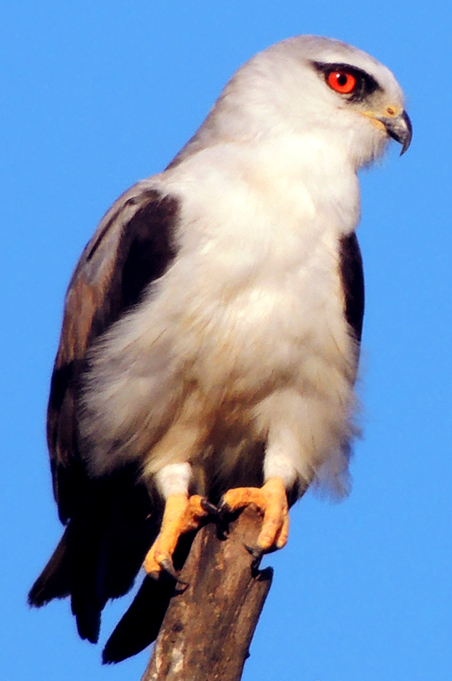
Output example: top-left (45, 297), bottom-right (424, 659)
top-left (28, 35), bottom-right (412, 663)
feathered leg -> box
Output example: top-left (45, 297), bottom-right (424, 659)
top-left (142, 462), bottom-right (214, 578)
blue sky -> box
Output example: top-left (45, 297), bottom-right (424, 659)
top-left (1, 1), bottom-right (451, 680)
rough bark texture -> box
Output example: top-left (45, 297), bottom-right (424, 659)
top-left (141, 506), bottom-right (273, 681)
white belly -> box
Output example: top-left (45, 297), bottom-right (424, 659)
top-left (81, 225), bottom-right (356, 499)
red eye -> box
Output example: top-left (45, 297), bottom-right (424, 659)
top-left (327, 71), bottom-right (356, 94)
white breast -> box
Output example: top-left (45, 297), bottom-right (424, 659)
top-left (82, 135), bottom-right (361, 495)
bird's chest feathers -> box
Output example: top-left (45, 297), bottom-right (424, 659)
top-left (149, 155), bottom-right (358, 393)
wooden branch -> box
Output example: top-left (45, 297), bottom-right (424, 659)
top-left (140, 506), bottom-right (273, 681)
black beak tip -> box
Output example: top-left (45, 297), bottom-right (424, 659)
top-left (379, 110), bottom-right (412, 156)
top-left (399, 111), bottom-right (413, 156)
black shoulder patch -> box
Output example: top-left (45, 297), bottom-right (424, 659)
top-left (339, 232), bottom-right (365, 342)
top-left (121, 193), bottom-right (179, 311)
top-left (88, 190), bottom-right (179, 341)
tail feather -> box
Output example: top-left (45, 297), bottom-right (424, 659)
top-left (28, 529), bottom-right (71, 606)
top-left (102, 576), bottom-right (175, 664)
top-left (73, 598), bottom-right (101, 644)
top-left (28, 469), bottom-right (196, 660)
top-left (102, 531), bottom-right (195, 664)
top-left (29, 468), bottom-right (159, 649)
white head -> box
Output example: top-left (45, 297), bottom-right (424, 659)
top-left (175, 35), bottom-right (411, 170)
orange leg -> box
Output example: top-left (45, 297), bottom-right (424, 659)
top-left (143, 494), bottom-right (210, 578)
top-left (221, 477), bottom-right (289, 553)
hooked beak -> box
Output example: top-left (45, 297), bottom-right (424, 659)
top-left (376, 110), bottom-right (412, 155)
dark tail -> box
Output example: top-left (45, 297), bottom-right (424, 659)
top-left (102, 576), bottom-right (175, 664)
top-left (28, 523), bottom-right (103, 643)
top-left (102, 531), bottom-right (195, 664)
top-left (28, 528), bottom-right (71, 606)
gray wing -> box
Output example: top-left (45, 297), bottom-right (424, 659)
top-left (29, 184), bottom-right (181, 645)
top-left (47, 183), bottom-right (179, 522)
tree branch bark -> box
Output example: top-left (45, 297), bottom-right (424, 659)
top-left (140, 506), bottom-right (273, 681)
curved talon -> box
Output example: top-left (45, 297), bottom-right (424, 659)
top-left (244, 544), bottom-right (263, 559)
top-left (218, 499), bottom-right (239, 516)
top-left (147, 570), bottom-right (161, 581)
top-left (143, 493), bottom-right (213, 577)
top-left (221, 477), bottom-right (289, 553)
top-left (158, 556), bottom-right (179, 580)
top-left (200, 499), bottom-right (220, 516)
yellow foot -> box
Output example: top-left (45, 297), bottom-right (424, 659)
top-left (221, 477), bottom-right (289, 554)
top-left (143, 494), bottom-right (211, 578)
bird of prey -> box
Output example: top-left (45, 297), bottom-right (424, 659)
top-left (29, 35), bottom-right (411, 663)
